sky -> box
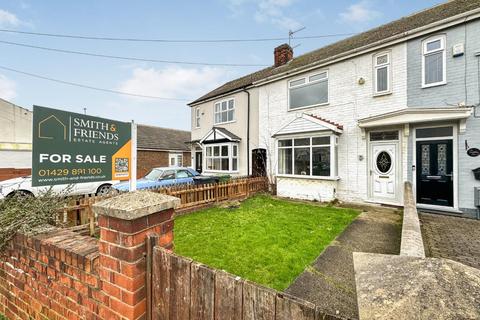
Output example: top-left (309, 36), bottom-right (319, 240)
top-left (0, 0), bottom-right (443, 130)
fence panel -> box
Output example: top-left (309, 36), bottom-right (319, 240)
top-left (151, 247), bottom-right (341, 320)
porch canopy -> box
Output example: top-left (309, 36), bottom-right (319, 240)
top-left (357, 107), bottom-right (473, 135)
top-left (199, 127), bottom-right (241, 144)
top-left (272, 113), bottom-right (344, 137)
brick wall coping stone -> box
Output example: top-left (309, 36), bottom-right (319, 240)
top-left (92, 190), bottom-right (180, 220)
top-left (400, 182), bottom-right (425, 258)
top-left (353, 252), bottom-right (480, 319)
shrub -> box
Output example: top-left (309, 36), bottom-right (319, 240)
top-left (0, 189), bottom-right (69, 251)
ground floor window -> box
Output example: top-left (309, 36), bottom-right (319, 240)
top-left (169, 153), bottom-right (183, 167)
top-left (205, 143), bottom-right (238, 172)
top-left (277, 135), bottom-right (336, 178)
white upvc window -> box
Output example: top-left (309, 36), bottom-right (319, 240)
top-left (214, 98), bottom-right (235, 124)
top-left (422, 35), bottom-right (446, 87)
top-left (205, 143), bottom-right (238, 172)
top-left (373, 51), bottom-right (391, 95)
top-left (169, 153), bottom-right (183, 167)
top-left (276, 135), bottom-right (337, 178)
top-left (288, 71), bottom-right (329, 110)
top-left (195, 107), bottom-right (200, 128)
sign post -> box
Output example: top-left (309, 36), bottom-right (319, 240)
top-left (32, 105), bottom-right (132, 187)
top-left (130, 120), bottom-right (137, 191)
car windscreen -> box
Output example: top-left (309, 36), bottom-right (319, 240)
top-left (145, 169), bottom-right (163, 180)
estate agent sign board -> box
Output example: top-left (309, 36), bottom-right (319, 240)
top-left (32, 105), bottom-right (132, 187)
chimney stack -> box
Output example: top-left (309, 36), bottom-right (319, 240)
top-left (274, 44), bottom-right (293, 67)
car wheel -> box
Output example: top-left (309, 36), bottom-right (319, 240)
top-left (8, 190), bottom-right (34, 198)
top-left (96, 184), bottom-right (112, 196)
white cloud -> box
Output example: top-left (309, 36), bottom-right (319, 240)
top-left (0, 9), bottom-right (21, 27)
top-left (227, 0), bottom-right (301, 30)
top-left (339, 1), bottom-right (382, 24)
top-left (0, 74), bottom-right (17, 100)
top-left (117, 66), bottom-right (231, 102)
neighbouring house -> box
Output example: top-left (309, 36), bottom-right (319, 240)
top-left (190, 0), bottom-right (480, 219)
top-left (136, 124), bottom-right (191, 178)
top-left (0, 98), bottom-right (32, 181)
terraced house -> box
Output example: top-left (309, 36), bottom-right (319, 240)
top-left (189, 0), bottom-right (480, 219)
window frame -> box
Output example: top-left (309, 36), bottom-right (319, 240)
top-left (214, 98), bottom-right (235, 125)
top-left (422, 35), bottom-right (447, 88)
top-left (195, 107), bottom-right (200, 128)
top-left (373, 51), bottom-right (392, 96)
top-left (288, 71), bottom-right (329, 111)
top-left (276, 133), bottom-right (338, 180)
top-left (204, 142), bottom-right (239, 173)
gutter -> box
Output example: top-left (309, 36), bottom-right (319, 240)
top-left (243, 88), bottom-right (251, 176)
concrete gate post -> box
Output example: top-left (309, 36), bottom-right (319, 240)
top-left (93, 191), bottom-right (180, 320)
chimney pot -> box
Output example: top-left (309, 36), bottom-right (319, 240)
top-left (274, 44), bottom-right (293, 67)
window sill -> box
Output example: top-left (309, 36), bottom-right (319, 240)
top-left (214, 120), bottom-right (236, 125)
top-left (421, 81), bottom-right (447, 89)
top-left (288, 102), bottom-right (329, 112)
top-left (373, 91), bottom-right (392, 98)
top-left (276, 174), bottom-right (340, 181)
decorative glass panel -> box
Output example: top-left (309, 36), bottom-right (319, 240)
top-left (437, 144), bottom-right (447, 175)
top-left (312, 137), bottom-right (330, 145)
top-left (376, 151), bottom-right (392, 174)
top-left (425, 52), bottom-right (443, 84)
top-left (278, 148), bottom-right (292, 174)
top-left (421, 145), bottom-right (430, 175)
top-left (290, 80), bottom-right (328, 109)
top-left (370, 131), bottom-right (399, 141)
top-left (294, 148), bottom-right (310, 175)
top-left (312, 147), bottom-right (330, 176)
top-left (376, 54), bottom-right (388, 65)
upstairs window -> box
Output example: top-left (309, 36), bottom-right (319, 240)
top-left (374, 52), bottom-right (391, 94)
top-left (422, 35), bottom-right (446, 87)
top-left (195, 108), bottom-right (200, 128)
top-left (214, 98), bottom-right (235, 124)
top-left (289, 71), bottom-right (328, 110)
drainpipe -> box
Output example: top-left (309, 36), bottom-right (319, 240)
top-left (243, 88), bottom-right (251, 176)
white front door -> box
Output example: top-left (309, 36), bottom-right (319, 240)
top-left (370, 143), bottom-right (398, 202)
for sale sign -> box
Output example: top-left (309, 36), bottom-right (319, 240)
top-left (32, 105), bottom-right (132, 186)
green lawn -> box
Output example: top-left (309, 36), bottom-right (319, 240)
top-left (174, 195), bottom-right (359, 290)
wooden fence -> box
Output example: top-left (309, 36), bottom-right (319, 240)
top-left (149, 246), bottom-right (341, 320)
top-left (59, 176), bottom-right (269, 233)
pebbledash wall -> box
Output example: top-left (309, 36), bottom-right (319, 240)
top-left (0, 191), bottom-right (177, 320)
top-left (258, 42), bottom-right (408, 203)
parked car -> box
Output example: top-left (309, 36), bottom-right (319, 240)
top-left (0, 175), bottom-right (118, 199)
top-left (113, 167), bottom-right (217, 192)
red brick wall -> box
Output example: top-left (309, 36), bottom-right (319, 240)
top-left (0, 229), bottom-right (102, 320)
top-left (0, 205), bottom-right (175, 320)
top-left (0, 168), bottom-right (31, 181)
top-left (137, 150), bottom-right (191, 178)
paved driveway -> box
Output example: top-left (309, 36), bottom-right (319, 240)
top-left (420, 213), bottom-right (480, 270)
top-left (285, 205), bottom-right (402, 320)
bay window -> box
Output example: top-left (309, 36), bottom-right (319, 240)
top-left (277, 135), bottom-right (336, 178)
top-left (289, 71), bottom-right (328, 110)
top-left (205, 143), bottom-right (238, 172)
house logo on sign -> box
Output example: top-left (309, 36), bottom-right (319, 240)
top-left (38, 115), bottom-right (67, 140)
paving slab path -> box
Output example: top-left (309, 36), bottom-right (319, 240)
top-left (420, 212), bottom-right (480, 270)
top-left (285, 205), bottom-right (402, 320)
